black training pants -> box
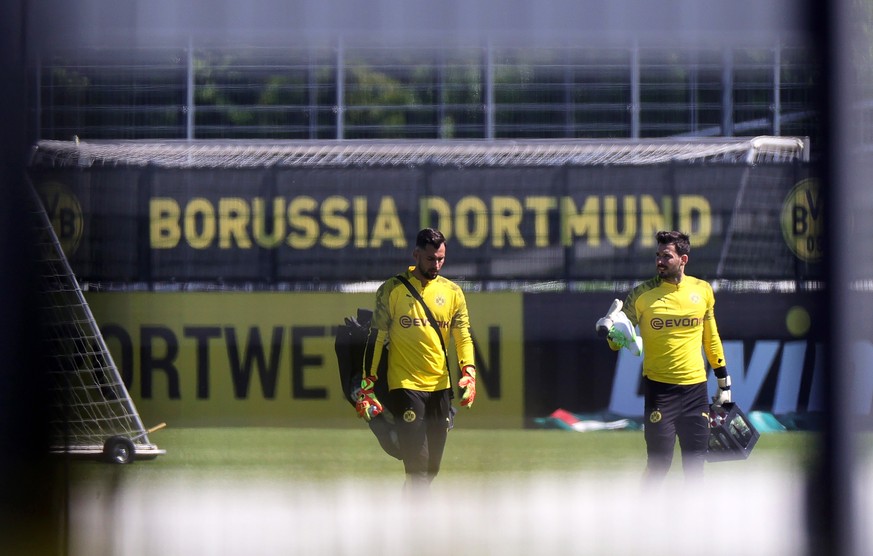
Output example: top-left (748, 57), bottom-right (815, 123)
top-left (388, 388), bottom-right (452, 492)
top-left (642, 377), bottom-right (710, 482)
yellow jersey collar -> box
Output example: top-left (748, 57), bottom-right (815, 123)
top-left (656, 275), bottom-right (683, 290)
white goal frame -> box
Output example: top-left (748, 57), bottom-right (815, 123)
top-left (27, 178), bottom-right (164, 462)
top-left (30, 135), bottom-right (809, 169)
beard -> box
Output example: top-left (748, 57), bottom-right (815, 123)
top-left (657, 265), bottom-right (679, 281)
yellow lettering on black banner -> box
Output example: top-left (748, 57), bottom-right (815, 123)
top-left (253, 197), bottom-right (285, 248)
top-left (369, 196), bottom-right (405, 248)
top-left (492, 196), bottom-right (525, 248)
top-left (186, 198), bottom-right (215, 249)
top-left (219, 198), bottom-right (251, 249)
top-left (151, 193), bottom-right (712, 251)
top-left (150, 198), bottom-right (181, 248)
top-left (526, 196), bottom-right (557, 247)
top-left (561, 196), bottom-right (600, 246)
top-left (456, 196), bottom-right (488, 248)
top-left (353, 196), bottom-right (368, 248)
top-left (321, 195), bottom-right (351, 249)
top-left (288, 196), bottom-right (318, 249)
top-left (640, 195), bottom-right (671, 246)
top-left (604, 195), bottom-right (636, 247)
top-left (679, 195), bottom-right (711, 245)
top-left (421, 196), bottom-right (452, 236)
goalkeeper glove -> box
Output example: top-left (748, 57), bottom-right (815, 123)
top-left (355, 376), bottom-right (383, 422)
top-left (607, 324), bottom-right (642, 356)
top-left (712, 373), bottom-right (732, 406)
top-left (596, 300), bottom-right (642, 356)
top-left (458, 366), bottom-right (477, 408)
top-left (595, 299), bottom-right (624, 338)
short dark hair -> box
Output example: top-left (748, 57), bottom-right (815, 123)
top-left (656, 230), bottom-right (691, 256)
top-left (416, 228), bottom-right (446, 250)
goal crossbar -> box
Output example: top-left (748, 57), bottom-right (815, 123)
top-left (30, 136), bottom-right (809, 169)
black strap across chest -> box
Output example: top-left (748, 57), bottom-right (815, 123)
top-left (396, 274), bottom-right (451, 376)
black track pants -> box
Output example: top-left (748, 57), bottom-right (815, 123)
top-left (388, 388), bottom-right (452, 492)
top-left (642, 377), bottom-right (710, 482)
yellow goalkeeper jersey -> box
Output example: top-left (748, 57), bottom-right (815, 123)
top-left (366, 267), bottom-right (475, 392)
top-left (613, 274), bottom-right (727, 385)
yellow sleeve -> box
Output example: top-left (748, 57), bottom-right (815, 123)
top-left (451, 325), bottom-right (475, 370)
top-left (702, 289), bottom-right (727, 370)
top-left (365, 328), bottom-right (388, 379)
top-left (450, 287), bottom-right (475, 369)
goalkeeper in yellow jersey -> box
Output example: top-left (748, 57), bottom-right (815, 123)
top-left (356, 228), bottom-right (476, 494)
top-left (601, 230), bottom-right (731, 483)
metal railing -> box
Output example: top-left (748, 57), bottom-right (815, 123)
top-left (33, 41), bottom-right (819, 144)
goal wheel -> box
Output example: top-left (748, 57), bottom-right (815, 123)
top-left (103, 436), bottom-right (136, 464)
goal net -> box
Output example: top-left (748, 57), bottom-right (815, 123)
top-left (27, 179), bottom-right (164, 462)
top-left (31, 136), bottom-right (808, 168)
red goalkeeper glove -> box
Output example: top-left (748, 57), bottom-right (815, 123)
top-left (458, 366), bottom-right (477, 408)
top-left (355, 376), bottom-right (383, 421)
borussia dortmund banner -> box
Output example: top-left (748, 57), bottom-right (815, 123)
top-left (30, 162), bottom-right (818, 283)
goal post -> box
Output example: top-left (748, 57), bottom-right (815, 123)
top-left (26, 177), bottom-right (164, 463)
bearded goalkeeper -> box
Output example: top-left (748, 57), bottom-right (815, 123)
top-left (602, 230), bottom-right (731, 483)
top-left (356, 228), bottom-right (476, 496)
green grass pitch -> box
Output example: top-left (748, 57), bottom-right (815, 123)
top-left (69, 426), bottom-right (819, 483)
top-left (62, 428), bottom-right (873, 556)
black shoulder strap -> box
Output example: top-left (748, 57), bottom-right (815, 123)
top-left (396, 274), bottom-right (453, 380)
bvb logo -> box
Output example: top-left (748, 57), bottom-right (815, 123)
top-left (780, 178), bottom-right (823, 263)
top-left (38, 182), bottom-right (83, 257)
top-left (649, 410), bottom-right (662, 424)
top-left (403, 410), bottom-right (417, 423)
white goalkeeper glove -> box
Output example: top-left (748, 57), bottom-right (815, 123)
top-left (595, 299), bottom-right (623, 338)
top-left (712, 373), bottom-right (731, 406)
top-left (596, 299), bottom-right (642, 356)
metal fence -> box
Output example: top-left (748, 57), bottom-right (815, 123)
top-left (33, 41), bottom-right (818, 144)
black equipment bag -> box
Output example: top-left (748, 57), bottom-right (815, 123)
top-left (706, 402), bottom-right (761, 462)
top-left (334, 308), bottom-right (400, 460)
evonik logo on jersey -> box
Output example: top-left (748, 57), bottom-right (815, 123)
top-left (398, 315), bottom-right (449, 329)
top-left (650, 316), bottom-right (701, 330)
